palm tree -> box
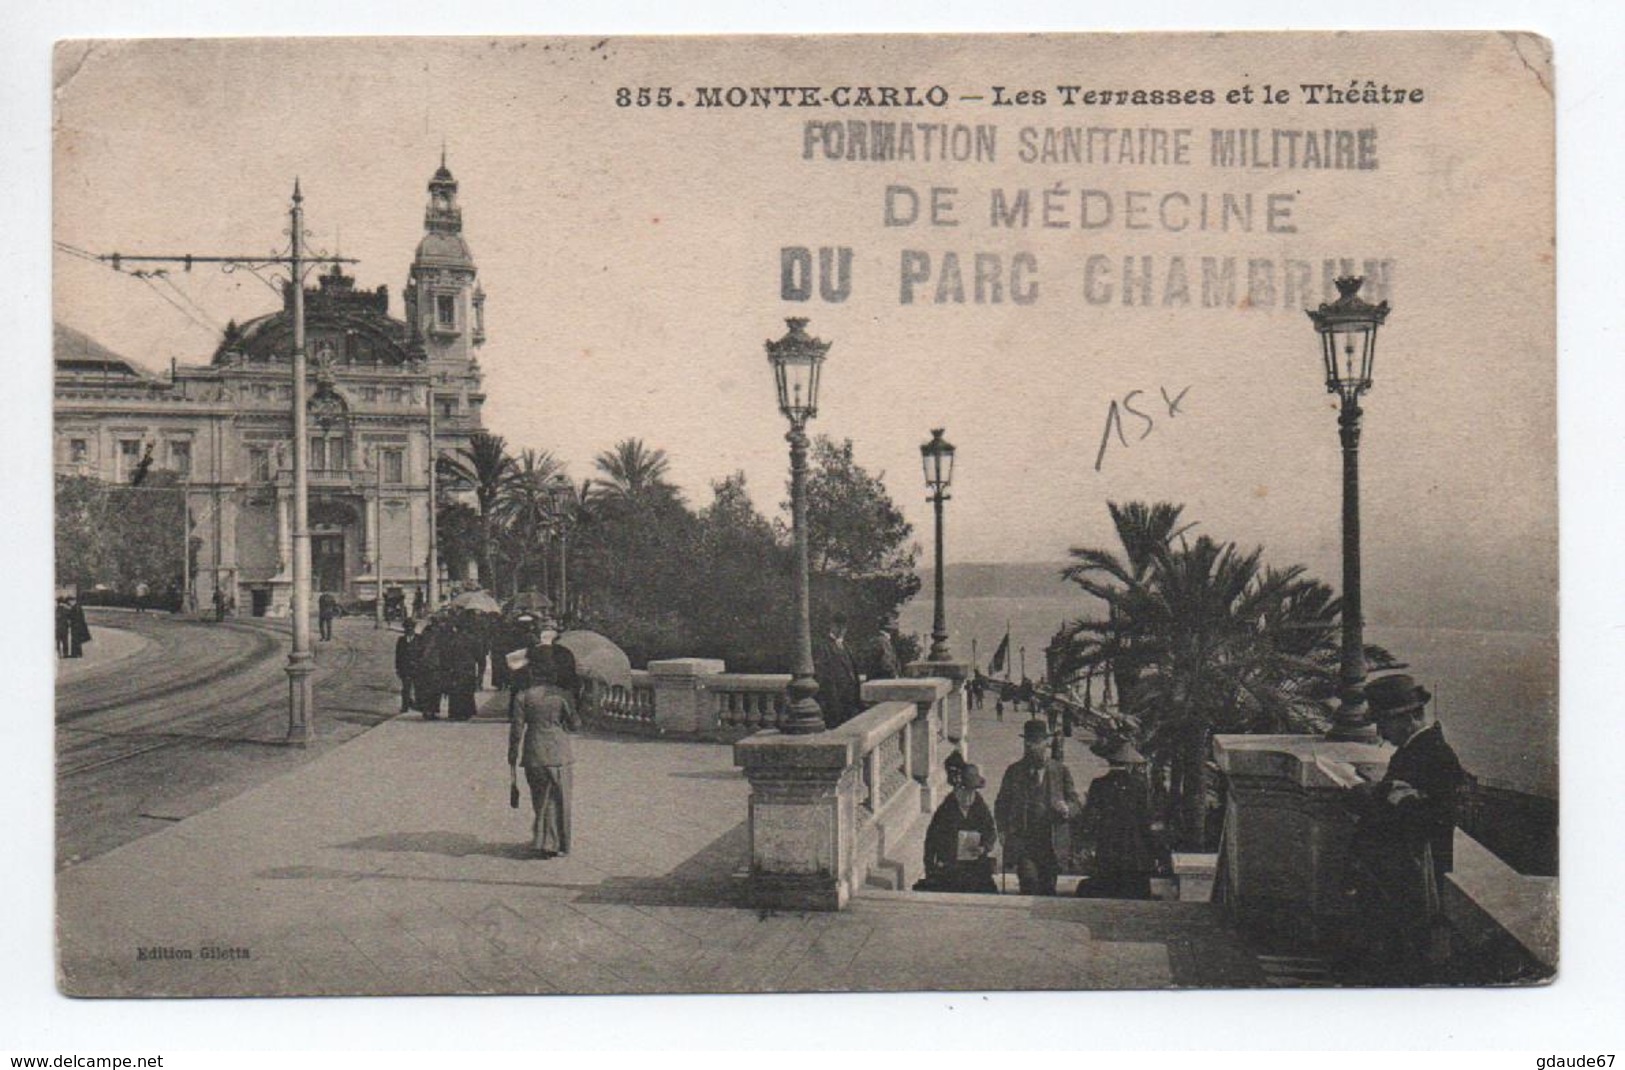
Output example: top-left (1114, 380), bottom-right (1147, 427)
top-left (592, 437), bottom-right (677, 506)
top-left (495, 448), bottom-right (568, 597)
top-left (1059, 501), bottom-right (1190, 704)
top-left (437, 431), bottom-right (517, 589)
top-left (1057, 501), bottom-right (1397, 848)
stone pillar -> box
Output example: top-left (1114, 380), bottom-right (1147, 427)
top-left (906, 658), bottom-right (972, 757)
top-left (862, 677), bottom-right (950, 812)
top-left (647, 657), bottom-right (726, 734)
top-left (735, 731), bottom-right (861, 911)
top-left (1213, 734), bottom-right (1390, 946)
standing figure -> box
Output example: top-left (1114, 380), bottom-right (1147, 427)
top-left (414, 617), bottom-right (446, 719)
top-left (995, 718), bottom-right (1081, 896)
top-left (412, 587), bottom-right (426, 620)
top-left (55, 598), bottom-right (71, 658)
top-left (445, 615), bottom-right (481, 721)
top-left (1077, 740), bottom-right (1158, 900)
top-left (1343, 674), bottom-right (1466, 983)
top-left (133, 581), bottom-right (149, 614)
top-left (507, 645), bottom-right (580, 858)
top-left (920, 763), bottom-right (999, 894)
top-left (64, 596), bottom-right (92, 658)
top-left (394, 619), bottom-right (420, 714)
top-left (212, 586), bottom-right (226, 623)
top-left (317, 591), bottom-right (341, 641)
top-left (812, 612), bottom-right (862, 729)
top-left (871, 619), bottom-right (902, 681)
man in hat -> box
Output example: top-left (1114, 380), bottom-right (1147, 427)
top-left (394, 619), bottom-right (421, 714)
top-left (813, 612), bottom-right (861, 729)
top-left (1345, 673), bottom-right (1466, 982)
top-left (995, 718), bottom-right (1082, 896)
top-left (1078, 740), bottom-right (1158, 900)
top-left (920, 762), bottom-right (999, 894)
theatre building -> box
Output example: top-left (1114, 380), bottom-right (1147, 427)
top-left (53, 159), bottom-right (488, 615)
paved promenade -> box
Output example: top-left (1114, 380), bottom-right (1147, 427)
top-left (58, 676), bottom-right (1265, 996)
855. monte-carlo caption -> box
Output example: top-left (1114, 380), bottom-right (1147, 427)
top-left (613, 83), bottom-right (1427, 109)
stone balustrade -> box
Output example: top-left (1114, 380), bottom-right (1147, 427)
top-left (733, 675), bottom-right (958, 911)
top-left (711, 673), bottom-right (792, 732)
top-left (1213, 732), bottom-right (1558, 981)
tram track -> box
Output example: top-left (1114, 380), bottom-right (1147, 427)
top-left (57, 620), bottom-right (368, 777)
top-left (56, 613), bottom-right (399, 867)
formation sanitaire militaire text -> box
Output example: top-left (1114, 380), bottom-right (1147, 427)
top-left (659, 103), bottom-right (1406, 310)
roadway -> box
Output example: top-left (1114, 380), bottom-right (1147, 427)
top-left (56, 608), bottom-right (402, 869)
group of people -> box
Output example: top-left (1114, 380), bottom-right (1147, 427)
top-left (921, 717), bottom-right (1162, 899)
top-left (55, 594), bottom-right (92, 658)
top-left (923, 670), bottom-right (1467, 983)
top-left (394, 609), bottom-right (519, 721)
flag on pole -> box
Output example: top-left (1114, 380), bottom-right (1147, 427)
top-left (988, 629), bottom-right (1010, 676)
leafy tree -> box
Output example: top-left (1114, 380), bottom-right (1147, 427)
top-left (796, 436), bottom-right (922, 659)
top-left (435, 501), bottom-right (482, 587)
top-left (686, 472), bottom-right (793, 670)
top-left (55, 471), bottom-right (185, 601)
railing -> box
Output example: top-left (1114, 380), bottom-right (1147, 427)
top-left (733, 674), bottom-right (962, 911)
top-left (590, 673), bottom-right (657, 727)
top-left (711, 674), bottom-right (790, 731)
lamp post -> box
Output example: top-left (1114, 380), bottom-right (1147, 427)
top-left (372, 445), bottom-right (385, 630)
top-left (549, 480), bottom-right (575, 627)
top-left (766, 317), bottom-right (830, 734)
top-left (286, 180), bottom-right (315, 745)
top-left (1306, 276), bottom-right (1390, 742)
top-left (920, 427), bottom-right (956, 662)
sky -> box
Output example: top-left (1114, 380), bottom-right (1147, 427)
top-left (52, 34), bottom-right (1557, 632)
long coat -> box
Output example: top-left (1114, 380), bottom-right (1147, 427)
top-left (67, 603), bottom-right (92, 646)
top-left (1081, 767), bottom-right (1158, 895)
top-left (922, 792), bottom-right (999, 892)
top-left (994, 756), bottom-right (1082, 867)
top-left (1347, 722), bottom-right (1466, 978)
top-left (813, 633), bottom-right (861, 728)
top-left (507, 684), bottom-right (579, 769)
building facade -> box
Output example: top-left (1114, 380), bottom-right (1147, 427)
top-left (54, 159), bottom-right (488, 615)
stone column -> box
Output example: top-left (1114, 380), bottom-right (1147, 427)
top-left (906, 658), bottom-right (972, 757)
top-left (647, 658), bottom-right (725, 735)
top-left (735, 730), bottom-right (861, 911)
top-left (1212, 733), bottom-right (1390, 946)
top-left (862, 677), bottom-right (950, 812)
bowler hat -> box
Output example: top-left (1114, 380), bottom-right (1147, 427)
top-left (1022, 718), bottom-right (1050, 743)
top-left (957, 763), bottom-right (986, 790)
top-left (1102, 740), bottom-right (1147, 765)
top-left (1365, 674), bottom-right (1431, 718)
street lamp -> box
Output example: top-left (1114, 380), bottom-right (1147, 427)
top-left (766, 317), bottom-right (830, 734)
top-left (920, 428), bottom-right (956, 662)
top-left (286, 180), bottom-right (315, 745)
top-left (1306, 276), bottom-right (1391, 741)
top-left (548, 479), bottom-right (575, 627)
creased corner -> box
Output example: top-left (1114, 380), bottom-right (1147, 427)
top-left (1500, 31), bottom-right (1554, 100)
top-left (53, 40), bottom-right (100, 100)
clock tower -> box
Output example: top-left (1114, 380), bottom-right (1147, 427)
top-left (404, 150), bottom-right (487, 374)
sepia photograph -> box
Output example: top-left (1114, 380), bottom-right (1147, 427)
top-left (46, 30), bottom-right (1559, 1004)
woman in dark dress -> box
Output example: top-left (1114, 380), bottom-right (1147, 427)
top-left (920, 763), bottom-right (999, 894)
top-left (1077, 740), bottom-right (1158, 899)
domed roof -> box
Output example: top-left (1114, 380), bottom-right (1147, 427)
top-left (415, 230), bottom-right (474, 266)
